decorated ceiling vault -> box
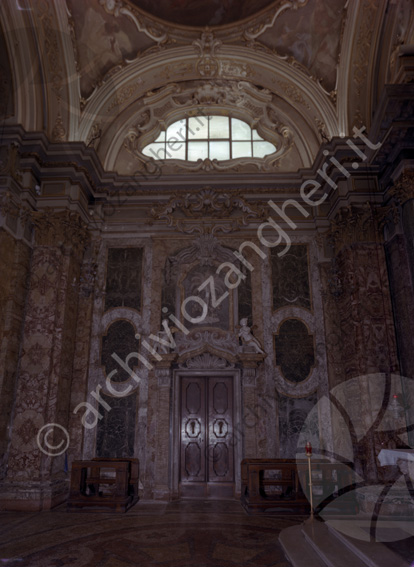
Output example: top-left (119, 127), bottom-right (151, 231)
top-left (0, 0), bottom-right (414, 511)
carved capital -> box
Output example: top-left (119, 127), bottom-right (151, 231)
top-left (152, 353), bottom-right (178, 368)
top-left (0, 144), bottom-right (22, 183)
top-left (390, 171), bottom-right (414, 205)
top-left (0, 191), bottom-right (20, 219)
top-left (237, 352), bottom-right (266, 369)
top-left (326, 204), bottom-right (383, 254)
top-left (31, 210), bottom-right (90, 259)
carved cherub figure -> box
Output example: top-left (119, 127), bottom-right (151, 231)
top-left (238, 318), bottom-right (264, 354)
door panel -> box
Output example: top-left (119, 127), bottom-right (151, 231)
top-left (208, 377), bottom-right (234, 483)
top-left (180, 375), bottom-right (234, 496)
top-left (181, 377), bottom-right (206, 482)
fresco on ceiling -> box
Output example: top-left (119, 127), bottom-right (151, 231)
top-left (261, 0), bottom-right (346, 92)
top-left (132, 0), bottom-right (276, 27)
top-left (67, 0), bottom-right (150, 99)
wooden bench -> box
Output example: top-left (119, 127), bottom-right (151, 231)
top-left (67, 458), bottom-right (139, 513)
top-left (241, 458), bottom-right (357, 515)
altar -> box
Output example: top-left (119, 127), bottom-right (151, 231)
top-left (378, 449), bottom-right (414, 478)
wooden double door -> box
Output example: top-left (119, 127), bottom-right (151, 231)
top-left (180, 376), bottom-right (234, 498)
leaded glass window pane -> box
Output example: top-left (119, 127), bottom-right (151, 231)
top-left (231, 118), bottom-right (251, 140)
top-left (167, 139), bottom-right (186, 159)
top-left (188, 141), bottom-right (208, 160)
top-left (253, 141), bottom-right (276, 158)
top-left (142, 143), bottom-right (167, 159)
top-left (166, 120), bottom-right (186, 145)
top-left (141, 115), bottom-right (277, 161)
top-left (209, 116), bottom-right (230, 139)
top-left (188, 117), bottom-right (208, 139)
top-left (232, 141), bottom-right (252, 158)
top-left (209, 141), bottom-right (230, 160)
top-left (155, 131), bottom-right (166, 142)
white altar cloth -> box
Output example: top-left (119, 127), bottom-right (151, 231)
top-left (378, 449), bottom-right (414, 478)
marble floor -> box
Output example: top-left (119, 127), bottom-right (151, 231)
top-left (0, 500), bottom-right (305, 567)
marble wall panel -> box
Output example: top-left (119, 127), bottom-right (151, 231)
top-left (278, 393), bottom-right (318, 458)
top-left (105, 247), bottom-right (143, 311)
top-left (84, 237), bottom-right (151, 497)
top-left (96, 391), bottom-right (137, 458)
top-left (271, 244), bottom-right (311, 312)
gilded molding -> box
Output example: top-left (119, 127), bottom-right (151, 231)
top-left (193, 31), bottom-right (222, 78)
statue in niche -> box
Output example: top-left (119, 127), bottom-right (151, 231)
top-left (238, 318), bottom-right (264, 354)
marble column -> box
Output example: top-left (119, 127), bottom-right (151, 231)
top-left (387, 170), bottom-right (414, 445)
top-left (324, 205), bottom-right (399, 482)
top-left (0, 229), bottom-right (31, 479)
top-left (2, 210), bottom-right (89, 510)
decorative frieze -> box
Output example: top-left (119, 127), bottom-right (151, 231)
top-left (149, 188), bottom-right (265, 235)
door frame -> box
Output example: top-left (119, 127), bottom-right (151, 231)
top-left (170, 368), bottom-right (243, 499)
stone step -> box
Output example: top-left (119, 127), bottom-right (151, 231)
top-left (279, 519), bottom-right (410, 567)
top-left (301, 520), bottom-right (368, 567)
top-left (279, 524), bottom-right (328, 567)
top-left (326, 522), bottom-right (411, 567)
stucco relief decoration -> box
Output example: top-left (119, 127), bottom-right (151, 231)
top-left (124, 81), bottom-right (293, 174)
top-left (193, 31), bottom-right (221, 78)
top-left (149, 188), bottom-right (265, 234)
top-left (175, 330), bottom-right (239, 358)
top-left (243, 0), bottom-right (309, 42)
top-left (180, 353), bottom-right (234, 370)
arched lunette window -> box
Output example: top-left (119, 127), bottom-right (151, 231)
top-left (142, 116), bottom-right (277, 161)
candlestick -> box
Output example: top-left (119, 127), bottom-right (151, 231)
top-left (306, 441), bottom-right (314, 519)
